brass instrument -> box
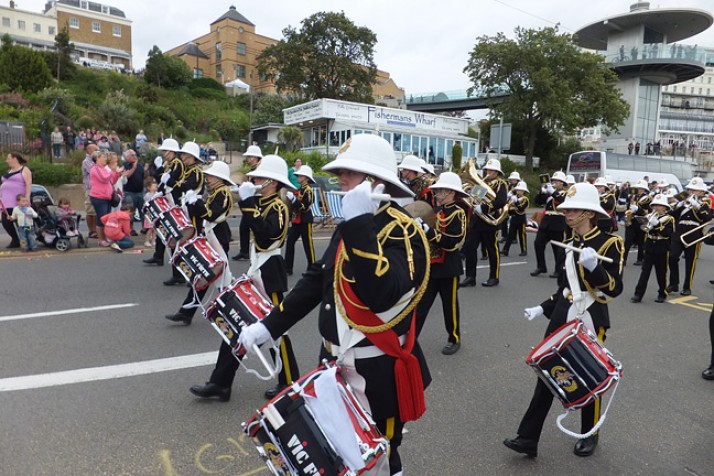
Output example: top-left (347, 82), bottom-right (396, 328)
top-left (539, 174), bottom-right (551, 184)
top-left (679, 219), bottom-right (714, 248)
top-left (636, 212), bottom-right (658, 232)
top-left (624, 208), bottom-right (634, 227)
top-left (458, 159), bottom-right (509, 226)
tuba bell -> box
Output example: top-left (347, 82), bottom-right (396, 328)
top-left (458, 158), bottom-right (509, 226)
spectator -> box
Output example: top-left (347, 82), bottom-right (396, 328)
top-left (51, 127), bottom-right (64, 160)
top-left (63, 127), bottom-right (76, 156)
top-left (1, 152), bottom-right (32, 248)
top-left (101, 202), bottom-right (135, 252)
top-left (109, 132), bottom-right (123, 156)
top-left (82, 144), bottom-right (100, 238)
top-left (635, 142), bottom-right (641, 155)
top-left (628, 142), bottom-right (634, 155)
top-left (135, 129), bottom-right (148, 154)
top-left (10, 194), bottom-right (38, 252)
top-left (77, 129), bottom-right (87, 150)
top-left (287, 158), bottom-right (301, 189)
top-left (98, 135), bottom-right (111, 153)
top-left (157, 132), bottom-right (165, 146)
top-left (89, 151), bottom-right (122, 247)
top-left (107, 153), bottom-right (124, 212)
top-left (121, 149), bottom-right (144, 235)
top-left (55, 197), bottom-right (79, 236)
top-left (143, 179), bottom-right (158, 246)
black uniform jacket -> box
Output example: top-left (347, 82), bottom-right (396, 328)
top-left (540, 226), bottom-right (624, 333)
top-left (425, 202), bottom-right (466, 279)
top-left (508, 195), bottom-right (529, 224)
top-left (645, 213), bottom-right (675, 254)
top-left (672, 196), bottom-right (712, 241)
top-left (159, 156), bottom-right (185, 203)
top-left (597, 192), bottom-right (616, 229)
top-left (240, 192), bottom-right (289, 294)
top-left (193, 184), bottom-right (233, 245)
top-left (535, 188), bottom-right (567, 232)
top-left (291, 183), bottom-right (314, 225)
top-left (474, 175), bottom-right (508, 230)
top-left (261, 201), bottom-right (431, 420)
top-left (176, 162), bottom-right (205, 234)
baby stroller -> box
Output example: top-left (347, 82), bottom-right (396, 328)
top-left (33, 196), bottom-right (87, 251)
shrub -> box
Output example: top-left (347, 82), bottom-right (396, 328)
top-left (190, 77), bottom-right (225, 91)
top-left (75, 115), bottom-right (94, 130)
top-left (173, 125), bottom-right (188, 140)
top-left (28, 159), bottom-right (81, 185)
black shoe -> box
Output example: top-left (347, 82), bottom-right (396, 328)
top-left (140, 229), bottom-right (147, 235)
top-left (130, 229), bottom-right (138, 236)
top-left (459, 277), bottom-right (477, 288)
top-left (549, 272), bottom-right (559, 278)
top-left (480, 255), bottom-right (488, 261)
top-left (574, 434), bottom-right (599, 457)
top-left (163, 276), bottom-right (184, 286)
top-left (442, 342), bottom-right (461, 355)
top-left (503, 437), bottom-right (538, 457)
top-left (482, 278), bottom-right (499, 287)
top-left (143, 257), bottom-right (163, 266)
top-left (264, 384), bottom-right (288, 399)
top-left (519, 252), bottom-right (527, 257)
top-left (232, 252), bottom-right (249, 261)
top-left (501, 250), bottom-right (509, 257)
top-left (710, 280), bottom-right (714, 285)
top-left (702, 366), bottom-right (714, 380)
top-left (655, 295), bottom-right (666, 303)
top-left (286, 269), bottom-right (293, 276)
top-left (680, 289), bottom-right (691, 296)
top-left (165, 313), bottom-right (192, 325)
top-left (630, 295), bottom-right (642, 303)
top-left (667, 285), bottom-right (678, 293)
top-left (189, 382), bottom-right (231, 401)
top-left (530, 269), bottom-right (547, 277)
top-left (633, 260), bottom-right (643, 266)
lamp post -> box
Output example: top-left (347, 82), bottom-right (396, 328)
top-left (248, 70), bottom-right (254, 147)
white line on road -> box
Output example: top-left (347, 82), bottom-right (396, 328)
top-left (0, 351), bottom-right (219, 392)
top-left (0, 303), bottom-right (139, 323)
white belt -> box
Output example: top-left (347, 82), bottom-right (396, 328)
top-left (324, 334), bottom-right (407, 360)
top-left (679, 220), bottom-right (699, 226)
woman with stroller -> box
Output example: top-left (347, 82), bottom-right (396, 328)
top-left (1, 152), bottom-right (32, 249)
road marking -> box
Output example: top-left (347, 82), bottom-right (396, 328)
top-left (668, 295), bottom-right (713, 313)
top-left (0, 303), bottom-right (139, 323)
top-left (0, 351), bottom-right (218, 392)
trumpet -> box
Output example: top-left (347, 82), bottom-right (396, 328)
top-left (458, 159), bottom-right (508, 226)
top-left (679, 219), bottom-right (714, 248)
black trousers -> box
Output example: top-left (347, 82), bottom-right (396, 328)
top-left (502, 221), bottom-right (526, 254)
top-left (284, 222), bottom-right (315, 272)
top-left (624, 224), bottom-right (644, 264)
top-left (239, 213), bottom-right (250, 255)
top-left (709, 306), bottom-right (714, 367)
top-left (1, 208), bottom-right (20, 246)
top-left (376, 417), bottom-right (404, 475)
top-left (534, 228), bottom-right (565, 272)
top-left (415, 276), bottom-right (460, 344)
top-left (464, 224), bottom-right (500, 280)
top-left (634, 250), bottom-right (669, 298)
top-left (668, 238), bottom-right (701, 291)
top-left (153, 239), bottom-right (182, 279)
top-left (518, 327), bottom-right (606, 441)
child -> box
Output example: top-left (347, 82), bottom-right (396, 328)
top-left (143, 179), bottom-right (158, 247)
top-left (100, 202), bottom-right (135, 252)
top-left (10, 194), bottom-right (38, 252)
top-left (55, 197), bottom-right (78, 236)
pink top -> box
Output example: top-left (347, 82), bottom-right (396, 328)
top-left (101, 210), bottom-right (131, 241)
top-left (1, 167), bottom-right (28, 208)
top-left (89, 165), bottom-right (121, 200)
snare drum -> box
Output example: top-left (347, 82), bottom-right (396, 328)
top-left (526, 319), bottom-right (622, 410)
top-left (204, 276), bottom-right (273, 357)
top-left (244, 362), bottom-right (389, 476)
top-left (143, 196), bottom-right (172, 224)
top-left (172, 236), bottom-right (224, 290)
top-left (156, 207), bottom-right (195, 247)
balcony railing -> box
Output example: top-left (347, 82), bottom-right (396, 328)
top-left (597, 43), bottom-right (707, 65)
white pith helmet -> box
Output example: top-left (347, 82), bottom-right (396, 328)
top-left (483, 158), bottom-right (503, 175)
top-left (634, 179), bottom-right (649, 190)
top-left (593, 177), bottom-right (609, 188)
top-left (203, 160), bottom-right (235, 186)
top-left (551, 171), bottom-right (567, 183)
top-left (514, 180), bottom-right (529, 193)
top-left (247, 154), bottom-right (296, 190)
top-left (508, 171), bottom-right (521, 181)
top-left (179, 141), bottom-right (202, 161)
top-left (422, 162), bottom-right (435, 175)
top-left (398, 155), bottom-right (424, 173)
top-left (605, 175), bottom-right (616, 186)
top-left (657, 179), bottom-right (669, 189)
top-left (686, 177), bottom-right (708, 192)
top-left (650, 193), bottom-right (671, 208)
top-left (294, 164), bottom-right (316, 183)
top-left (430, 172), bottom-right (468, 197)
top-left (245, 145), bottom-right (263, 158)
top-left (566, 174), bottom-right (576, 185)
top-left (557, 182), bottom-right (609, 218)
top-left (323, 134), bottom-right (413, 198)
top-left (158, 138), bottom-right (180, 152)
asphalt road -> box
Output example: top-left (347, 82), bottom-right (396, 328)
top-left (0, 226), bottom-right (713, 476)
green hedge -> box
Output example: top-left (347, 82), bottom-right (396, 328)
top-left (0, 159), bottom-right (81, 186)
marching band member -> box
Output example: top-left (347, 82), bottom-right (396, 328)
top-left (414, 172), bottom-right (468, 355)
top-left (703, 231), bottom-right (714, 381)
top-left (504, 182), bottom-right (624, 458)
top-left (500, 171), bottom-right (522, 245)
top-left (594, 177), bottom-right (616, 233)
top-left (190, 155), bottom-right (301, 401)
top-left (284, 165), bottom-right (316, 275)
top-left (623, 179), bottom-right (651, 266)
top-left (164, 161), bottom-right (234, 325)
top-left (501, 181), bottom-right (529, 257)
top-left (238, 134), bottom-right (431, 476)
top-left (398, 154), bottom-right (435, 206)
top-left (667, 177), bottom-right (712, 295)
top-left (460, 158), bottom-right (508, 287)
top-left (232, 144), bottom-right (263, 261)
top-left (630, 194), bottom-right (675, 303)
top-left (531, 171), bottom-right (569, 278)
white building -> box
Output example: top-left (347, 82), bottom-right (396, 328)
top-left (0, 2), bottom-right (58, 51)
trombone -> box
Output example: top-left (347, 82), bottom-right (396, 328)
top-left (679, 219), bottom-right (714, 248)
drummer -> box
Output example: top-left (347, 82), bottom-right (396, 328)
top-left (284, 165), bottom-right (317, 276)
top-left (238, 134), bottom-right (431, 476)
top-left (503, 182), bottom-right (624, 458)
top-left (164, 160), bottom-right (234, 325)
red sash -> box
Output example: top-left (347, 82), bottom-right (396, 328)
top-left (335, 242), bottom-right (426, 422)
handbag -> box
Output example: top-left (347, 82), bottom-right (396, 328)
top-left (110, 191), bottom-right (121, 207)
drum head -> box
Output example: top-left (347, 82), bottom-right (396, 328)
top-left (404, 200), bottom-right (436, 228)
top-left (527, 320), bottom-right (579, 364)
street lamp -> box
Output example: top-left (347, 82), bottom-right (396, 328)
top-left (248, 70), bottom-right (254, 147)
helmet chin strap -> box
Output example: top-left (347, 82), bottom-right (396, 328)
top-left (569, 210), bottom-right (592, 228)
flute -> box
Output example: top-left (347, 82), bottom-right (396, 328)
top-left (549, 240), bottom-right (614, 263)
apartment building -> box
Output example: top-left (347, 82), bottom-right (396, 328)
top-left (0, 1), bottom-right (59, 51)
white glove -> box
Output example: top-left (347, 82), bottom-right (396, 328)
top-left (509, 194), bottom-right (518, 204)
top-left (658, 215), bottom-right (670, 225)
top-left (579, 247), bottom-right (598, 272)
top-left (184, 190), bottom-right (199, 205)
top-left (524, 306), bottom-right (544, 321)
top-left (342, 181), bottom-right (384, 221)
top-left (238, 182), bottom-right (257, 200)
top-left (629, 204), bottom-right (638, 212)
top-left (154, 156), bottom-right (163, 168)
top-left (474, 204), bottom-right (483, 215)
top-left (286, 191), bottom-right (295, 202)
top-left (238, 322), bottom-right (272, 350)
top-left (546, 184), bottom-right (555, 194)
top-left (415, 217), bottom-right (430, 233)
top-left (648, 214), bottom-right (660, 228)
top-left (689, 196), bottom-right (701, 209)
top-left (160, 172), bottom-right (170, 184)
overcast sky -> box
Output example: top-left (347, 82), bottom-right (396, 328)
top-left (15, 1), bottom-right (714, 96)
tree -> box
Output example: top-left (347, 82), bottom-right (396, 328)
top-left (257, 11), bottom-right (377, 102)
top-left (278, 125), bottom-right (303, 152)
top-left (0, 34), bottom-right (52, 93)
top-left (252, 94), bottom-right (291, 126)
top-left (44, 25), bottom-right (76, 81)
top-left (464, 26), bottom-right (629, 170)
top-left (144, 45), bottom-right (192, 89)
top-left (451, 142), bottom-right (463, 170)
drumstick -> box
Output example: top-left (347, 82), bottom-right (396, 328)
top-left (549, 240), bottom-right (614, 263)
top-left (332, 191), bottom-right (392, 201)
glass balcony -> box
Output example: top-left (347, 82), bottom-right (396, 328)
top-left (598, 43), bottom-right (707, 65)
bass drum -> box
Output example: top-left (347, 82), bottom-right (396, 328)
top-left (404, 200), bottom-right (436, 229)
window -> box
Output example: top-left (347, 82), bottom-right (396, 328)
top-left (80, 0), bottom-right (87, 8)
top-left (113, 26), bottom-right (121, 37)
top-left (69, 17), bottom-right (79, 29)
top-left (235, 64), bottom-right (246, 78)
top-left (236, 42), bottom-right (246, 55)
top-left (215, 42), bottom-right (222, 61)
top-left (193, 68), bottom-right (203, 79)
top-left (2, 17), bottom-right (9, 27)
top-left (34, 23), bottom-right (41, 33)
top-left (92, 21), bottom-right (101, 33)
top-left (216, 65), bottom-right (223, 79)
top-left (17, 20), bottom-right (25, 31)
top-left (48, 26), bottom-right (55, 35)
